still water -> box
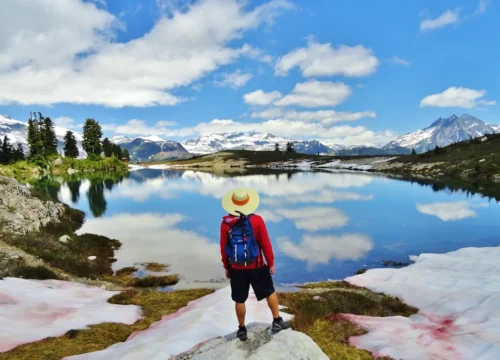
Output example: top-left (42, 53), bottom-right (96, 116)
top-left (34, 169), bottom-right (500, 288)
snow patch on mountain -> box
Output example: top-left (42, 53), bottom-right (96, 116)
top-left (0, 115), bottom-right (86, 158)
top-left (385, 114), bottom-right (497, 153)
top-left (181, 132), bottom-right (332, 155)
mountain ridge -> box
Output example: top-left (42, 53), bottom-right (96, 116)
top-left (2, 114), bottom-right (499, 161)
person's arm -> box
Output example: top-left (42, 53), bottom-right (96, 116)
top-left (257, 216), bottom-right (274, 269)
top-left (220, 222), bottom-right (230, 271)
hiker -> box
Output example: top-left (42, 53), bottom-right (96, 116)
top-left (220, 187), bottom-right (289, 342)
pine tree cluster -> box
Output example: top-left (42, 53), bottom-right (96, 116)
top-left (0, 136), bottom-right (25, 164)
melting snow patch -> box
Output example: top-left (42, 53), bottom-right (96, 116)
top-left (343, 246), bottom-right (500, 360)
top-left (65, 286), bottom-right (292, 359)
top-left (147, 164), bottom-right (171, 170)
top-left (0, 278), bottom-right (142, 353)
top-left (128, 164), bottom-right (146, 171)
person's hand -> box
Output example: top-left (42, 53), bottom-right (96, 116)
top-left (225, 269), bottom-right (230, 279)
top-left (270, 266), bottom-right (275, 275)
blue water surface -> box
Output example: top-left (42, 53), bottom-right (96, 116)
top-left (44, 169), bottom-right (500, 288)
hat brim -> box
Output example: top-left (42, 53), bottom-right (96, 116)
top-left (222, 188), bottom-right (260, 216)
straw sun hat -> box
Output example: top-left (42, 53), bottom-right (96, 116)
top-left (222, 188), bottom-right (260, 216)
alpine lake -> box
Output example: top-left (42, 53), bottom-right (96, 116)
top-left (32, 168), bottom-right (500, 290)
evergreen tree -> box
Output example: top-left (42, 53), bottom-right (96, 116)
top-left (41, 116), bottom-right (58, 156)
top-left (102, 137), bottom-right (112, 157)
top-left (13, 143), bottom-right (25, 161)
top-left (411, 148), bottom-right (417, 155)
top-left (63, 131), bottom-right (79, 158)
top-left (122, 149), bottom-right (130, 160)
top-left (27, 113), bottom-right (43, 157)
top-left (82, 118), bottom-right (103, 155)
top-left (1, 136), bottom-right (13, 164)
top-left (274, 143), bottom-right (280, 152)
top-left (286, 141), bottom-right (295, 153)
top-left (111, 143), bottom-right (123, 160)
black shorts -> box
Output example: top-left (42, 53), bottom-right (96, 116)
top-left (230, 265), bottom-right (275, 303)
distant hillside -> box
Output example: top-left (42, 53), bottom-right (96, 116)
top-left (111, 136), bottom-right (190, 162)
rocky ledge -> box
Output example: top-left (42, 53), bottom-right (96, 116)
top-left (0, 176), bottom-right (65, 234)
top-left (175, 323), bottom-right (328, 360)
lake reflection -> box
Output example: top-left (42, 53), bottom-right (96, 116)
top-left (35, 170), bottom-right (500, 288)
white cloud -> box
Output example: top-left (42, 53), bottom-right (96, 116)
top-left (0, 0), bottom-right (292, 108)
top-left (420, 8), bottom-right (461, 31)
top-left (279, 207), bottom-right (349, 231)
top-left (104, 116), bottom-right (396, 145)
top-left (214, 69), bottom-right (253, 89)
top-left (274, 80), bottom-right (352, 108)
top-left (252, 108), bottom-right (376, 125)
top-left (275, 39), bottom-right (378, 77)
top-left (156, 120), bottom-right (177, 127)
top-left (420, 87), bottom-right (496, 109)
top-left (278, 234), bottom-right (373, 266)
top-left (77, 213), bottom-right (224, 282)
top-left (243, 90), bottom-right (283, 106)
top-left (54, 117), bottom-right (77, 129)
top-left (391, 57), bottom-right (411, 66)
top-left (416, 201), bottom-right (479, 221)
top-left (474, 0), bottom-right (489, 15)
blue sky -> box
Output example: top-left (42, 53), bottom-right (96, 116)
top-left (0, 0), bottom-right (498, 145)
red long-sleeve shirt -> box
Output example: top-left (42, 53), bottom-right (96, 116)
top-left (220, 214), bottom-right (274, 270)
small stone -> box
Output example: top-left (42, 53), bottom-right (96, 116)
top-left (59, 235), bottom-right (72, 243)
top-left (88, 256), bottom-right (97, 261)
top-left (479, 159), bottom-right (486, 163)
top-left (52, 158), bottom-right (63, 166)
top-left (312, 296), bottom-right (324, 301)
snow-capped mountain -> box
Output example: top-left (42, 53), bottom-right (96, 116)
top-left (384, 114), bottom-right (499, 153)
top-left (111, 135), bottom-right (189, 162)
top-left (0, 115), bottom-right (86, 158)
top-left (181, 132), bottom-right (331, 155)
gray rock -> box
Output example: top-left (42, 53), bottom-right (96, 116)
top-left (67, 168), bottom-right (77, 175)
top-left (59, 235), bottom-right (72, 243)
top-left (0, 176), bottom-right (65, 234)
top-left (175, 323), bottom-right (328, 360)
top-left (492, 174), bottom-right (500, 183)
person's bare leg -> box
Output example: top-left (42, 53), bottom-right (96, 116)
top-left (235, 303), bottom-right (246, 326)
top-left (266, 292), bottom-right (280, 318)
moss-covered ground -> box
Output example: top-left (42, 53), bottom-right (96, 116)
top-left (279, 281), bottom-right (417, 360)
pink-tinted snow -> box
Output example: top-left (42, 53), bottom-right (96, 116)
top-left (65, 286), bottom-right (292, 359)
top-left (343, 246), bottom-right (500, 360)
top-left (0, 278), bottom-right (142, 353)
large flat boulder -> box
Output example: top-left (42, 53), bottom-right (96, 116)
top-left (176, 323), bottom-right (328, 360)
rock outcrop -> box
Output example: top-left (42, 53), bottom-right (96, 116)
top-left (0, 176), bottom-right (65, 234)
top-left (175, 323), bottom-right (328, 360)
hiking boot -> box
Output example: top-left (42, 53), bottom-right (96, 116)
top-left (237, 326), bottom-right (248, 341)
top-left (271, 317), bottom-right (290, 333)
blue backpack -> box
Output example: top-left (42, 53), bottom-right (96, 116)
top-left (226, 214), bottom-right (260, 267)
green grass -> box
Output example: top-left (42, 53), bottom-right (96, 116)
top-left (279, 281), bottom-right (417, 360)
top-left (0, 252), bottom-right (61, 280)
top-left (393, 133), bottom-right (500, 180)
top-left (143, 262), bottom-right (168, 272)
top-left (1, 288), bottom-right (213, 360)
top-left (54, 156), bottom-right (128, 174)
top-left (131, 275), bottom-right (179, 287)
